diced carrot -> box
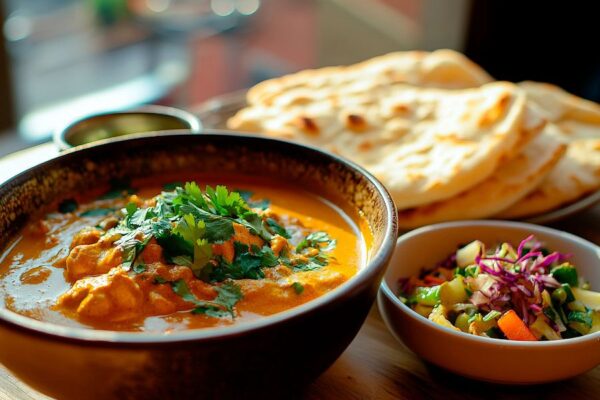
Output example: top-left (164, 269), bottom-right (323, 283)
top-left (497, 310), bottom-right (537, 341)
top-left (423, 275), bottom-right (445, 286)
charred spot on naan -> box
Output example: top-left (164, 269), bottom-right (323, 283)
top-left (294, 116), bottom-right (320, 135)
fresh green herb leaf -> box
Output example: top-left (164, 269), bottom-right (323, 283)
top-left (125, 202), bottom-right (138, 216)
top-left (58, 199), bottom-right (78, 213)
top-left (205, 185), bottom-right (250, 217)
top-left (163, 182), bottom-right (183, 191)
top-left (236, 190), bottom-right (271, 210)
top-left (79, 208), bottom-right (116, 217)
top-left (210, 243), bottom-right (280, 281)
top-left (133, 263), bottom-right (147, 274)
top-left (154, 276), bottom-right (168, 284)
top-left (266, 218), bottom-right (291, 239)
top-left (213, 282), bottom-right (243, 315)
top-left (171, 279), bottom-right (242, 318)
top-left (238, 213), bottom-right (272, 241)
top-left (292, 282), bottom-right (304, 294)
top-left (296, 231), bottom-right (336, 253)
top-left (292, 231), bottom-right (336, 272)
top-left (237, 190), bottom-right (254, 202)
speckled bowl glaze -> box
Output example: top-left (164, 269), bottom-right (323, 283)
top-left (0, 131), bottom-right (398, 399)
top-left (378, 220), bottom-right (600, 384)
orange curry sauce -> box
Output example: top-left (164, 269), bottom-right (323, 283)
top-left (0, 175), bottom-right (371, 332)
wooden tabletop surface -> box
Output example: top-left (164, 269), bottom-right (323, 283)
top-left (0, 144), bottom-right (599, 400)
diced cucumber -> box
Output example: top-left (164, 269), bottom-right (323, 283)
top-left (551, 263), bottom-right (578, 286)
top-left (456, 240), bottom-right (485, 268)
top-left (567, 310), bottom-right (593, 335)
top-left (415, 285), bottom-right (441, 306)
top-left (569, 321), bottom-right (591, 336)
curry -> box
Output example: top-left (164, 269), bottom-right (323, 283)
top-left (0, 176), bottom-right (369, 332)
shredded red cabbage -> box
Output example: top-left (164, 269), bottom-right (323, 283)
top-left (471, 236), bottom-right (568, 326)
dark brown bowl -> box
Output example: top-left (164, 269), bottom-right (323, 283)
top-left (0, 131), bottom-right (398, 399)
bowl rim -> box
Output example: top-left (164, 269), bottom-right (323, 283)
top-left (379, 219), bottom-right (600, 347)
top-left (53, 105), bottom-right (203, 150)
top-left (0, 131), bottom-right (398, 345)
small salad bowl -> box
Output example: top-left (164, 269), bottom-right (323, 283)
top-left (378, 220), bottom-right (600, 384)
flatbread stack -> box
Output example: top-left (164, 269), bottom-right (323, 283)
top-left (227, 49), bottom-right (600, 228)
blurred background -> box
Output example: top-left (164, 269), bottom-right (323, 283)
top-left (0, 0), bottom-right (598, 157)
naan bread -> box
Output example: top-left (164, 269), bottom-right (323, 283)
top-left (497, 82), bottom-right (600, 218)
top-left (229, 81), bottom-right (530, 209)
top-left (397, 125), bottom-right (565, 228)
top-left (246, 49), bottom-right (493, 108)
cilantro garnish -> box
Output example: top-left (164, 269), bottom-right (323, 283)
top-left (163, 182), bottom-right (183, 191)
top-left (79, 208), bottom-right (116, 217)
top-left (237, 189), bottom-right (271, 210)
top-left (132, 263), bottom-right (147, 274)
top-left (210, 242), bottom-right (278, 281)
top-left (296, 231), bottom-right (336, 253)
top-left (94, 182), bottom-right (337, 319)
top-left (171, 279), bottom-right (242, 318)
top-left (266, 218), bottom-right (291, 239)
top-left (293, 231), bottom-right (337, 272)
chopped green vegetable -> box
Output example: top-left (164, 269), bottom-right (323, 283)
top-left (551, 264), bottom-right (578, 286)
top-left (163, 182), bottom-right (183, 191)
top-left (153, 276), bottom-right (168, 284)
top-left (237, 189), bottom-right (271, 210)
top-left (266, 218), bottom-right (291, 239)
top-left (483, 310), bottom-right (501, 322)
top-left (415, 286), bottom-right (441, 306)
top-left (171, 279), bottom-right (242, 318)
top-left (292, 282), bottom-right (304, 294)
top-left (211, 243), bottom-right (279, 281)
top-left (132, 263), bottom-right (147, 274)
top-left (80, 208), bottom-right (116, 217)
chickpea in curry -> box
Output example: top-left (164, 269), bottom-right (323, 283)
top-left (0, 178), bottom-right (368, 332)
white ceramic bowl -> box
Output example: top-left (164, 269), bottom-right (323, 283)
top-left (378, 220), bottom-right (600, 384)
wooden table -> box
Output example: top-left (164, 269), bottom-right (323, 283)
top-left (0, 144), bottom-right (599, 400)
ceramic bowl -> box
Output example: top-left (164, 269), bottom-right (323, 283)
top-left (378, 220), bottom-right (600, 384)
top-left (0, 131), bottom-right (397, 399)
top-left (53, 105), bottom-right (202, 150)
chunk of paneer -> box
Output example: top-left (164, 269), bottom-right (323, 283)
top-left (57, 267), bottom-right (143, 321)
top-left (65, 237), bottom-right (122, 281)
top-left (270, 235), bottom-right (288, 257)
top-left (139, 239), bottom-right (164, 264)
top-left (232, 223), bottom-right (263, 247)
top-left (212, 223), bottom-right (264, 263)
top-left (70, 227), bottom-right (102, 249)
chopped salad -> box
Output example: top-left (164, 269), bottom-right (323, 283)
top-left (398, 235), bottom-right (600, 340)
